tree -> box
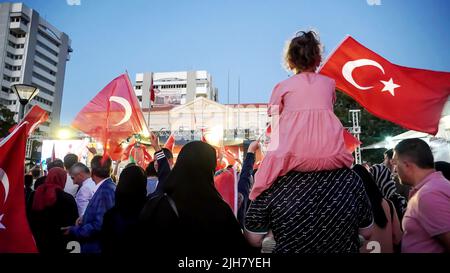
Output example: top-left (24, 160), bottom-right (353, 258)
top-left (334, 91), bottom-right (406, 164)
top-left (0, 104), bottom-right (16, 138)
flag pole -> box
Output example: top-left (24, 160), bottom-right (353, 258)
top-left (147, 72), bottom-right (153, 131)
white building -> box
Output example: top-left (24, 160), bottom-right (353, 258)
top-left (134, 70), bottom-right (218, 110)
top-left (0, 2), bottom-right (72, 135)
top-left (144, 97), bottom-right (269, 146)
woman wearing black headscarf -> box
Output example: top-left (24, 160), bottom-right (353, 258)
top-left (101, 165), bottom-right (148, 254)
top-left (139, 141), bottom-right (251, 255)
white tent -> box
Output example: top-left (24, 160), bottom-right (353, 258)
top-left (362, 100), bottom-right (450, 162)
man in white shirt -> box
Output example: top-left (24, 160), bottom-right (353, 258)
top-left (64, 153), bottom-right (80, 197)
top-left (70, 162), bottom-right (96, 217)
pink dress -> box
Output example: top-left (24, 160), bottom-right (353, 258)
top-left (250, 72), bottom-right (355, 200)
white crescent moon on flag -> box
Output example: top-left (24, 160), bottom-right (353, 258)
top-left (342, 59), bottom-right (385, 90)
top-left (0, 168), bottom-right (9, 204)
top-left (109, 96), bottom-right (132, 126)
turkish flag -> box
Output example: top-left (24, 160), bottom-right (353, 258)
top-left (0, 123), bottom-right (38, 253)
top-left (164, 133), bottom-right (175, 152)
top-left (319, 36), bottom-right (450, 135)
top-left (72, 74), bottom-right (149, 160)
top-left (9, 105), bottom-right (49, 136)
top-left (214, 168), bottom-right (238, 216)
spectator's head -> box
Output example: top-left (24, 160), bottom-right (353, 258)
top-left (31, 167), bottom-right (41, 179)
top-left (435, 161), bottom-right (450, 180)
top-left (383, 149), bottom-right (394, 171)
top-left (145, 161), bottom-right (157, 177)
top-left (164, 141), bottom-right (216, 194)
top-left (352, 164), bottom-right (387, 229)
top-left (63, 153), bottom-right (78, 170)
top-left (47, 159), bottom-right (64, 171)
top-left (32, 167), bottom-right (67, 211)
top-left (24, 174), bottom-right (33, 189)
top-left (33, 176), bottom-right (46, 190)
top-left (90, 155), bottom-right (112, 181)
top-left (393, 138), bottom-right (434, 186)
top-left (284, 30), bottom-right (322, 74)
top-left (69, 162), bottom-right (91, 186)
top-left (154, 148), bottom-right (174, 171)
top-left (116, 165), bottom-right (147, 213)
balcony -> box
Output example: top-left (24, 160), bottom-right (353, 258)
top-left (9, 21), bottom-right (27, 34)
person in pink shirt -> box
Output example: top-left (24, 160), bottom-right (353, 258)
top-left (250, 31), bottom-right (357, 200)
top-left (393, 138), bottom-right (450, 253)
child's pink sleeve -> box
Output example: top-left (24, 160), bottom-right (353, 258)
top-left (267, 83), bottom-right (284, 117)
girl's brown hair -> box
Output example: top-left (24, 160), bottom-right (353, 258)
top-left (284, 31), bottom-right (322, 73)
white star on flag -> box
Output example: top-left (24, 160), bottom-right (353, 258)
top-left (0, 214), bottom-right (5, 230)
top-left (380, 78), bottom-right (400, 96)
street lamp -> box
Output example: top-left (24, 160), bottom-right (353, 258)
top-left (11, 84), bottom-right (39, 120)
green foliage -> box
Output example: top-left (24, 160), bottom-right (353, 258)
top-left (0, 104), bottom-right (16, 138)
top-left (334, 91), bottom-right (406, 164)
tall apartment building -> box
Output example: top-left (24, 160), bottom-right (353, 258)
top-left (134, 70), bottom-right (219, 110)
top-left (0, 2), bottom-right (72, 135)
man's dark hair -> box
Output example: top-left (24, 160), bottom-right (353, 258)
top-left (154, 148), bottom-right (173, 160)
top-left (64, 153), bottom-right (79, 170)
top-left (31, 167), bottom-right (41, 179)
top-left (48, 159), bottom-right (64, 170)
top-left (91, 155), bottom-right (112, 179)
top-left (24, 174), bottom-right (33, 188)
top-left (145, 161), bottom-right (157, 177)
top-left (70, 162), bottom-right (90, 174)
top-left (394, 138), bottom-right (434, 169)
top-left (435, 161), bottom-right (450, 180)
top-left (384, 149), bottom-right (394, 160)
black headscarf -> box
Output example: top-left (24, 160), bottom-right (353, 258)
top-left (115, 165), bottom-right (147, 214)
top-left (140, 141), bottom-right (251, 254)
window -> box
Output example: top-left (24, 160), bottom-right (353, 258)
top-left (38, 30), bottom-right (61, 47)
top-left (32, 72), bottom-right (55, 86)
top-left (10, 30), bottom-right (26, 38)
top-left (32, 82), bottom-right (54, 96)
top-left (135, 85), bottom-right (142, 90)
top-left (4, 63), bottom-right (21, 71)
top-left (37, 40), bottom-right (58, 57)
top-left (8, 40), bottom-right (24, 49)
top-left (1, 86), bottom-right (11, 94)
top-left (137, 95), bottom-right (142, 102)
top-left (6, 52), bottom-right (22, 60)
top-left (34, 96), bottom-right (53, 106)
top-left (35, 50), bottom-right (57, 66)
top-left (10, 17), bottom-right (20, 23)
top-left (3, 75), bottom-right (11, 81)
top-left (34, 61), bottom-right (57, 76)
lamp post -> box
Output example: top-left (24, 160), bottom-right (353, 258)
top-left (11, 84), bottom-right (39, 121)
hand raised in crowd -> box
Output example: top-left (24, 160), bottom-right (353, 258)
top-left (150, 132), bottom-right (161, 152)
top-left (247, 141), bottom-right (261, 154)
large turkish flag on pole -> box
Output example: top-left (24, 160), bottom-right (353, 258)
top-left (72, 74), bottom-right (149, 160)
top-left (319, 36), bottom-right (450, 135)
top-left (0, 123), bottom-right (38, 253)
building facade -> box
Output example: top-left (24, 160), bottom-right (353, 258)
top-left (0, 2), bottom-right (72, 135)
top-left (134, 70), bottom-right (218, 109)
top-left (143, 97), bottom-right (269, 146)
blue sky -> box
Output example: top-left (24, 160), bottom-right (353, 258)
top-left (17, 0), bottom-right (450, 125)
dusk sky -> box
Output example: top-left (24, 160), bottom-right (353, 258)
top-left (17, 0), bottom-right (450, 124)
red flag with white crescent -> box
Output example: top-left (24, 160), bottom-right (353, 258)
top-left (72, 74), bottom-right (149, 160)
top-left (319, 36), bottom-right (450, 135)
top-left (0, 123), bottom-right (38, 253)
top-left (9, 105), bottom-right (49, 136)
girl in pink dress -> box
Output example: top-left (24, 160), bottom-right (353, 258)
top-left (250, 31), bottom-right (356, 200)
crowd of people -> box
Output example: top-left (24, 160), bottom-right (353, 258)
top-left (22, 31), bottom-right (450, 254)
